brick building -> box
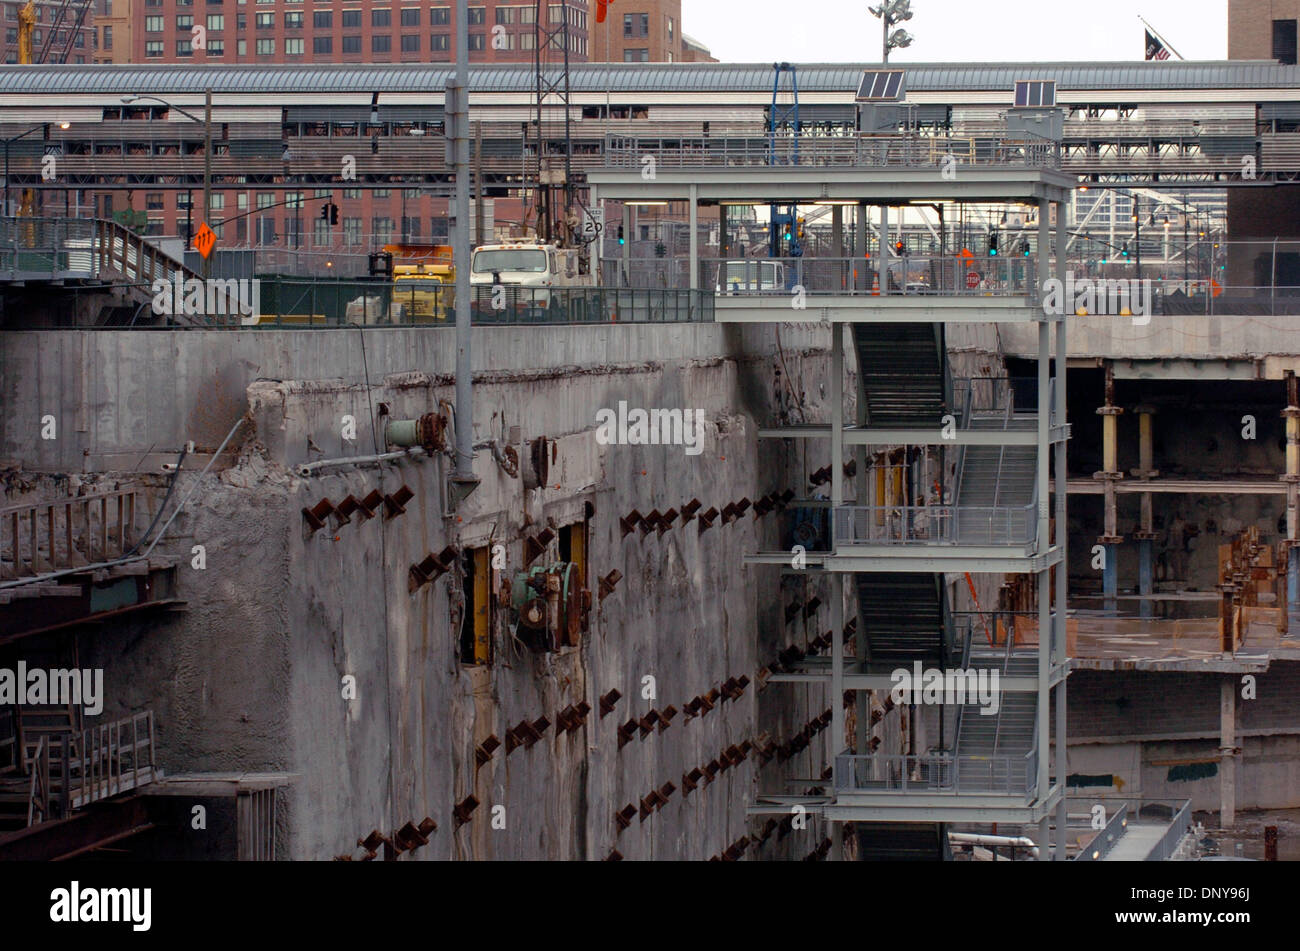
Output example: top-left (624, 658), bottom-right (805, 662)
top-left (1227, 0), bottom-right (1300, 62)
top-left (94, 0), bottom-right (592, 66)
top-left (77, 0), bottom-right (712, 254)
top-left (589, 0), bottom-right (715, 63)
top-left (2, 0), bottom-right (95, 64)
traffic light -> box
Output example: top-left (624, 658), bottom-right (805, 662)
top-left (321, 202), bottom-right (339, 225)
top-left (320, 202), bottom-right (329, 222)
top-left (1121, 242), bottom-right (1130, 258)
top-left (987, 232), bottom-right (998, 256)
top-left (1021, 240), bottom-right (1031, 257)
top-left (617, 225), bottom-right (625, 245)
top-left (895, 240), bottom-right (905, 256)
top-left (796, 217), bottom-right (806, 241)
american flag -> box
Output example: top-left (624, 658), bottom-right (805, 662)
top-left (1145, 30), bottom-right (1171, 61)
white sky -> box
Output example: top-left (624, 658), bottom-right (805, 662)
top-left (682, 0), bottom-right (1228, 63)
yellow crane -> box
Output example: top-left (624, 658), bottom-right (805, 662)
top-left (16, 1), bottom-right (36, 217)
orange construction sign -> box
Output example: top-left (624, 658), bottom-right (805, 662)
top-left (1211, 278), bottom-right (1223, 298)
top-left (193, 221), bottom-right (216, 259)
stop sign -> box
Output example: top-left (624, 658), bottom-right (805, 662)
top-left (966, 271), bottom-right (980, 289)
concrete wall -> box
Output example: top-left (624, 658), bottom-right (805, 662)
top-left (4, 322), bottom-right (854, 859)
top-left (1066, 665), bottom-right (1300, 811)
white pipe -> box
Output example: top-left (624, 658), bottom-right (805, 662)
top-left (948, 832), bottom-right (1039, 858)
top-left (296, 446), bottom-right (427, 478)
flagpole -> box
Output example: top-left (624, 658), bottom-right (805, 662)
top-left (1139, 15), bottom-right (1185, 60)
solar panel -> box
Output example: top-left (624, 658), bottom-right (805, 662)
top-left (1014, 80), bottom-right (1056, 107)
top-left (856, 69), bottom-right (905, 101)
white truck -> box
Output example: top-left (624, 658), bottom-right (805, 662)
top-left (469, 241), bottom-right (595, 319)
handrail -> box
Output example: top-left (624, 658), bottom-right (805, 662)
top-left (0, 488), bottom-right (138, 578)
top-left (26, 735), bottom-right (49, 828)
top-left (1074, 801), bottom-right (1131, 861)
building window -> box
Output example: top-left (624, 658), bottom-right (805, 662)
top-left (668, 16), bottom-right (673, 42)
top-left (144, 15), bottom-right (163, 31)
top-left (342, 35), bottom-right (360, 53)
top-left (256, 193), bottom-right (277, 209)
top-left (468, 5), bottom-right (484, 25)
top-left (237, 38), bottom-right (245, 55)
top-left (206, 38), bottom-right (224, 54)
top-left (493, 31), bottom-right (514, 50)
top-left (623, 48), bottom-right (648, 62)
top-left (371, 8), bottom-right (389, 26)
top-left (313, 217), bottom-right (330, 246)
top-left (145, 192), bottom-right (164, 210)
top-left (341, 9), bottom-right (359, 27)
top-left (459, 546), bottom-right (492, 665)
top-left (430, 6), bottom-right (449, 26)
top-left (430, 33), bottom-right (448, 51)
top-left (209, 193), bottom-right (225, 210)
top-left (343, 216), bottom-right (361, 244)
top-left (284, 11), bottom-right (302, 27)
top-left (312, 10), bottom-right (330, 27)
top-left (102, 25), bottom-right (111, 48)
top-left (467, 32), bottom-right (483, 50)
top-left (312, 35), bottom-right (331, 53)
top-left (372, 216), bottom-right (394, 240)
top-left (175, 39), bottom-right (192, 56)
top-left (1274, 19), bottom-right (1298, 66)
top-left (399, 7), bottom-right (418, 25)
top-left (400, 33), bottom-right (418, 51)
top-left (343, 188), bottom-right (361, 199)
top-left (175, 13), bottom-right (192, 28)
top-left (255, 11), bottom-right (273, 28)
top-left (519, 5), bottom-right (534, 24)
top-left (494, 5), bottom-right (513, 24)
top-left (206, 13), bottom-right (222, 29)
top-left (372, 188), bottom-right (391, 198)
top-left (255, 37), bottom-right (273, 53)
top-left (285, 36), bottom-right (303, 53)
top-left (519, 32), bottom-right (534, 50)
top-left (624, 12), bottom-right (647, 37)
top-left (372, 34), bottom-right (390, 52)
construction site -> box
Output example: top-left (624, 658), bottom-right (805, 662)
top-left (0, 0), bottom-right (1297, 864)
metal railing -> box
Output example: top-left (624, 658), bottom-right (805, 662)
top-left (833, 502), bottom-right (1036, 548)
top-left (26, 736), bottom-right (50, 828)
top-left (1074, 801), bottom-right (1130, 861)
top-left (604, 133), bottom-right (1062, 171)
top-left (0, 489), bottom-right (138, 579)
top-left (701, 255), bottom-right (1043, 298)
top-left (62, 710), bottom-right (157, 811)
top-left (833, 750), bottom-right (1037, 798)
top-left (1143, 799), bottom-right (1194, 862)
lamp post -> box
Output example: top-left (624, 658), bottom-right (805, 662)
top-left (3, 121), bottom-right (69, 217)
top-left (868, 0), bottom-right (915, 62)
top-left (122, 90), bottom-right (213, 277)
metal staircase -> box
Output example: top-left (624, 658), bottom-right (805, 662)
top-left (855, 573), bottom-right (952, 671)
top-left (856, 822), bottom-right (953, 861)
top-left (854, 323), bottom-right (948, 426)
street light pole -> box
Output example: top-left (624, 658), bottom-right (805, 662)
top-left (203, 87), bottom-right (212, 279)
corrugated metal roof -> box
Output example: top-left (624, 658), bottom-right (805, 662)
top-left (0, 61), bottom-right (1297, 96)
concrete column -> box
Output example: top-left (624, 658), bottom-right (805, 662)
top-left (1096, 364), bottom-right (1123, 612)
top-left (831, 205), bottom-right (844, 291)
top-left (688, 184), bottom-right (699, 291)
top-left (878, 205), bottom-right (889, 295)
top-left (1133, 407), bottom-right (1158, 619)
top-left (1284, 372), bottom-right (1300, 635)
top-left (856, 202), bottom-right (868, 292)
top-left (1053, 198), bottom-right (1069, 861)
top-left (1220, 678), bottom-right (1237, 828)
top-left (831, 572), bottom-right (846, 779)
top-left (831, 324), bottom-right (844, 508)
